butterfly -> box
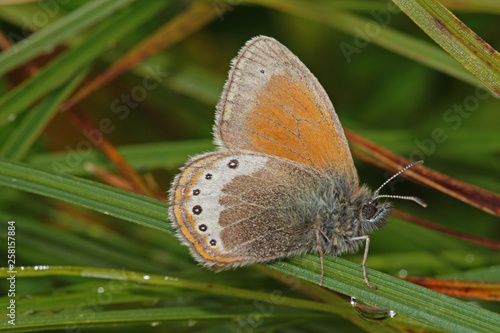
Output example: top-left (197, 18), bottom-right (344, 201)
top-left (169, 36), bottom-right (425, 288)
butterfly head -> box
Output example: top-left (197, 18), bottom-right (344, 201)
top-left (359, 198), bottom-right (392, 234)
top-left (359, 160), bottom-right (426, 234)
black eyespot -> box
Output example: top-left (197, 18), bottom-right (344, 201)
top-left (260, 69), bottom-right (265, 74)
top-left (193, 189), bottom-right (200, 196)
top-left (228, 159), bottom-right (239, 169)
top-left (192, 205), bottom-right (202, 215)
top-left (199, 224), bottom-right (207, 231)
top-left (210, 239), bottom-right (217, 246)
top-left (205, 173), bottom-right (212, 180)
top-left (365, 204), bottom-right (377, 220)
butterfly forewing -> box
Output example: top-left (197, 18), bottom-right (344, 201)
top-left (215, 36), bottom-right (358, 184)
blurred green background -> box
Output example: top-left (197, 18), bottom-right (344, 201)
top-left (0, 0), bottom-right (499, 332)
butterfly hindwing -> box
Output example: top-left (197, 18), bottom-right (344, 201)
top-left (169, 151), bottom-right (327, 269)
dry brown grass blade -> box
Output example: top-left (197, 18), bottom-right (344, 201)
top-left (0, 29), bottom-right (58, 85)
top-left (61, 2), bottom-right (223, 111)
top-left (393, 209), bottom-right (500, 250)
top-left (144, 172), bottom-right (167, 202)
top-left (405, 277), bottom-right (500, 301)
top-left (58, 2), bottom-right (224, 199)
top-left (345, 129), bottom-right (500, 217)
top-left (84, 162), bottom-right (135, 192)
top-left (65, 107), bottom-right (154, 197)
top-left (0, 31), bottom-right (12, 49)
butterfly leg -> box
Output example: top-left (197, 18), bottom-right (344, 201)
top-left (316, 229), bottom-right (325, 286)
top-left (350, 235), bottom-right (377, 289)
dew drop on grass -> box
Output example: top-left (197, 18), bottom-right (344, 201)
top-left (350, 297), bottom-right (397, 322)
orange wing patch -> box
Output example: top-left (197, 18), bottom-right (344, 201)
top-left (248, 73), bottom-right (353, 174)
top-left (215, 36), bottom-right (358, 184)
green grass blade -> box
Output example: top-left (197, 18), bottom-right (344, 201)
top-left (270, 255), bottom-right (500, 333)
top-left (0, 158), bottom-right (498, 331)
top-left (13, 292), bottom-right (156, 313)
top-left (0, 267), bottom-right (343, 314)
top-left (0, 67), bottom-right (88, 160)
top-left (0, 0), bottom-right (169, 126)
top-left (0, 158), bottom-right (168, 233)
top-left (0, 212), bottom-right (167, 271)
top-left (441, 0), bottom-right (500, 13)
top-left (0, 266), bottom-right (328, 331)
top-left (392, 0), bottom-right (500, 95)
top-left (1, 265), bottom-right (495, 332)
top-left (0, 0), bottom-right (136, 76)
top-left (0, 306), bottom-right (322, 332)
top-left (249, 0), bottom-right (488, 90)
top-left (28, 139), bottom-right (213, 175)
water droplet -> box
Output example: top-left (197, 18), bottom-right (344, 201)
top-left (164, 276), bottom-right (178, 281)
top-left (34, 265), bottom-right (49, 271)
top-left (143, 275), bottom-right (150, 280)
top-left (398, 269), bottom-right (408, 278)
top-left (150, 322), bottom-right (160, 327)
top-left (350, 297), bottom-right (397, 322)
top-left (465, 254), bottom-right (474, 263)
top-left (97, 287), bottom-right (104, 293)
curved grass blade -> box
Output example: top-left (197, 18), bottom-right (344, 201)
top-left (0, 157), bottom-right (498, 331)
top-left (2, 263), bottom-right (499, 332)
top-left (0, 304), bottom-right (322, 332)
top-left (0, 266), bottom-right (439, 332)
top-left (270, 255), bottom-right (500, 333)
top-left (441, 0), bottom-right (500, 13)
top-left (392, 0), bottom-right (500, 96)
top-left (63, 1), bottom-right (223, 110)
top-left (0, 158), bottom-right (168, 233)
top-left (0, 0), bottom-right (136, 76)
top-left (27, 139), bottom-right (213, 176)
top-left (0, 67), bottom-right (88, 160)
top-left (393, 209), bottom-right (500, 249)
top-left (0, 0), bottom-right (169, 126)
top-left (405, 277), bottom-right (500, 301)
top-left (248, 0), bottom-right (488, 90)
top-left (345, 130), bottom-right (500, 217)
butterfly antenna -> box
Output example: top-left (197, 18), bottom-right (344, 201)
top-left (372, 160), bottom-right (427, 207)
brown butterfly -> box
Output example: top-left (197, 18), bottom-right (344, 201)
top-left (169, 36), bottom-right (425, 288)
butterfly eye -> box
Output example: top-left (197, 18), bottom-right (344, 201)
top-left (365, 204), bottom-right (377, 220)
